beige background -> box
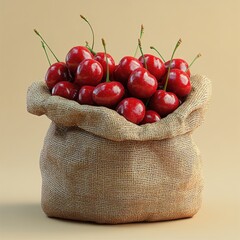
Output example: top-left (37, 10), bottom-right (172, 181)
top-left (0, 0), bottom-right (239, 239)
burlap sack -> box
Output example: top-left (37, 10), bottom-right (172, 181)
top-left (27, 74), bottom-right (211, 224)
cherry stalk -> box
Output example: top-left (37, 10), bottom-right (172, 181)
top-left (41, 41), bottom-right (51, 66)
top-left (85, 41), bottom-right (96, 55)
top-left (92, 38), bottom-right (124, 108)
top-left (164, 38), bottom-right (182, 91)
top-left (186, 53), bottom-right (202, 72)
top-left (134, 24), bottom-right (144, 57)
top-left (150, 46), bottom-right (165, 62)
top-left (138, 39), bottom-right (147, 70)
top-left (34, 29), bottom-right (60, 62)
top-left (102, 38), bottom-right (110, 82)
top-left (80, 14), bottom-right (95, 52)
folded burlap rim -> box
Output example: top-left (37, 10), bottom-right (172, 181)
top-left (27, 74), bottom-right (211, 141)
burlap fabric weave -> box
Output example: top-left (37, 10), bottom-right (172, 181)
top-left (27, 74), bottom-right (211, 224)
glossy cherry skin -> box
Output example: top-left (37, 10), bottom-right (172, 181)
top-left (140, 110), bottom-right (161, 124)
top-left (116, 97), bottom-right (146, 124)
top-left (92, 81), bottom-right (125, 108)
top-left (161, 69), bottom-right (191, 98)
top-left (65, 46), bottom-right (93, 76)
top-left (128, 68), bottom-right (158, 98)
top-left (165, 59), bottom-right (190, 77)
top-left (139, 54), bottom-right (166, 81)
top-left (75, 59), bottom-right (103, 87)
top-left (52, 81), bottom-right (79, 100)
top-left (149, 90), bottom-right (180, 117)
top-left (45, 62), bottom-right (71, 90)
top-left (77, 85), bottom-right (95, 105)
top-left (94, 52), bottom-right (115, 80)
top-left (114, 56), bottom-right (142, 85)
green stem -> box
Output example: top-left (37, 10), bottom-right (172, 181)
top-left (80, 15), bottom-right (95, 50)
top-left (134, 24), bottom-right (144, 57)
top-left (145, 98), bottom-right (150, 107)
top-left (85, 41), bottom-right (96, 55)
top-left (138, 39), bottom-right (147, 70)
top-left (41, 41), bottom-right (51, 66)
top-left (150, 46), bottom-right (165, 62)
top-left (164, 38), bottom-right (182, 91)
top-left (186, 53), bottom-right (201, 71)
top-left (34, 29), bottom-right (60, 62)
top-left (102, 38), bottom-right (110, 82)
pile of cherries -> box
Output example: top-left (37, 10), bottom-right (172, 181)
top-left (34, 16), bottom-right (200, 125)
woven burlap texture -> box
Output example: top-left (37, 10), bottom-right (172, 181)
top-left (27, 74), bottom-right (211, 224)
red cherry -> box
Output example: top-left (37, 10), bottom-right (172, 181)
top-left (114, 56), bottom-right (142, 85)
top-left (78, 85), bottom-right (95, 105)
top-left (94, 52), bottom-right (115, 80)
top-left (45, 62), bottom-right (71, 90)
top-left (149, 90), bottom-right (179, 117)
top-left (140, 110), bottom-right (161, 124)
top-left (75, 59), bottom-right (103, 86)
top-left (65, 46), bottom-right (93, 76)
top-left (92, 81), bottom-right (125, 108)
top-left (165, 59), bottom-right (190, 77)
top-left (161, 69), bottom-right (191, 98)
top-left (128, 68), bottom-right (158, 98)
top-left (52, 81), bottom-right (79, 100)
top-left (139, 54), bottom-right (166, 80)
top-left (116, 97), bottom-right (146, 124)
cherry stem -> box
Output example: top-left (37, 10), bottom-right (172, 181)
top-left (186, 53), bottom-right (202, 71)
top-left (85, 41), bottom-right (96, 55)
top-left (80, 15), bottom-right (95, 50)
top-left (145, 98), bottom-right (150, 107)
top-left (41, 41), bottom-right (51, 66)
top-left (164, 38), bottom-right (182, 91)
top-left (102, 38), bottom-right (110, 82)
top-left (134, 24), bottom-right (144, 58)
top-left (34, 29), bottom-right (60, 62)
top-left (150, 46), bottom-right (165, 62)
top-left (138, 39), bottom-right (147, 70)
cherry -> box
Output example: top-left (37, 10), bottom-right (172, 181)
top-left (139, 54), bottom-right (166, 80)
top-left (149, 90), bottom-right (179, 117)
top-left (128, 68), bottom-right (157, 98)
top-left (114, 56), bottom-right (142, 85)
top-left (161, 69), bottom-right (191, 98)
top-left (34, 30), bottom-right (72, 90)
top-left (116, 97), bottom-right (146, 124)
top-left (137, 38), bottom-right (166, 81)
top-left (79, 16), bottom-right (116, 81)
top-left (92, 39), bottom-right (125, 108)
top-left (94, 52), bottom-right (115, 80)
top-left (140, 110), bottom-right (161, 124)
top-left (165, 58), bottom-right (190, 77)
top-left (75, 59), bottom-right (103, 86)
top-left (52, 81), bottom-right (79, 100)
top-left (80, 16), bottom-right (116, 81)
top-left (93, 81), bottom-right (124, 107)
top-left (45, 62), bottom-right (71, 90)
top-left (149, 39), bottom-right (182, 117)
top-left (78, 85), bottom-right (95, 105)
top-left (65, 46), bottom-right (93, 76)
